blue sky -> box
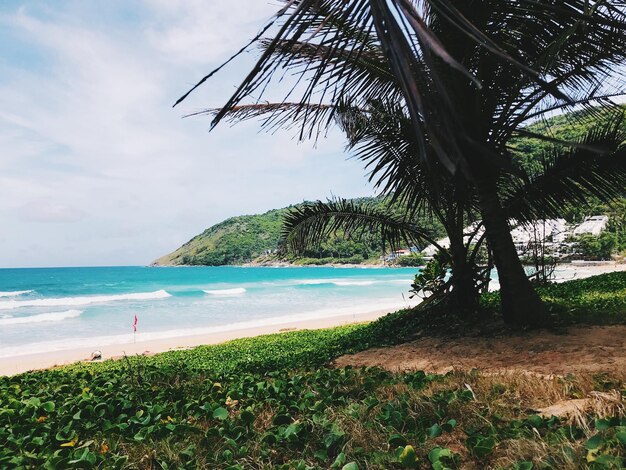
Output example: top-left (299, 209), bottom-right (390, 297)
top-left (0, 1), bottom-right (375, 268)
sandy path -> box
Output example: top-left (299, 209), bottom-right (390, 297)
top-left (334, 325), bottom-right (626, 375)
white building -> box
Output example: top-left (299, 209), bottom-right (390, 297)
top-left (510, 219), bottom-right (568, 245)
top-left (420, 216), bottom-right (608, 259)
top-left (573, 215), bottom-right (609, 236)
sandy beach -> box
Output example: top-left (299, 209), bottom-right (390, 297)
top-left (0, 306), bottom-right (395, 376)
top-left (1, 262), bottom-right (623, 377)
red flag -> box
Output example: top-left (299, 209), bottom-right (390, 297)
top-left (133, 314), bottom-right (138, 333)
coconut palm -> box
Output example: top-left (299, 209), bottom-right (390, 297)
top-left (177, 0), bottom-right (626, 325)
top-left (214, 99), bottom-right (485, 314)
top-left (197, 94), bottom-right (626, 322)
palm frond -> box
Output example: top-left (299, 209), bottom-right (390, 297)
top-left (186, 102), bottom-right (341, 139)
top-left (283, 198), bottom-right (446, 255)
top-left (503, 111), bottom-right (626, 223)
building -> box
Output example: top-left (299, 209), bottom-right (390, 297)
top-left (573, 215), bottom-right (609, 236)
top-left (419, 216), bottom-right (608, 259)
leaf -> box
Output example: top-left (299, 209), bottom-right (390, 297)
top-left (586, 448), bottom-right (600, 463)
top-left (427, 423), bottom-right (442, 439)
top-left (213, 407), bottom-right (229, 420)
top-left (60, 436), bottom-right (78, 448)
top-left (342, 463), bottom-right (359, 470)
top-left (428, 447), bottom-right (453, 463)
top-left (585, 434), bottom-right (604, 450)
top-left (471, 437), bottom-right (496, 458)
top-left (42, 401), bottom-right (55, 412)
top-left (388, 434), bottom-right (407, 447)
top-left (68, 448), bottom-right (96, 465)
top-left (442, 419), bottom-right (457, 432)
top-left (284, 422), bottom-right (301, 440)
top-left (260, 432), bottom-right (277, 445)
top-left (595, 418), bottom-right (610, 430)
top-left (272, 413), bottom-right (291, 425)
top-left (515, 462), bottom-right (534, 470)
top-left (398, 445), bottom-right (418, 468)
top-left (331, 452), bottom-right (347, 469)
top-left (239, 410), bottom-right (255, 426)
top-left (615, 431), bottom-right (626, 445)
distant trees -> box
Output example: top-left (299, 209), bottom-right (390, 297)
top-left (575, 233), bottom-right (618, 261)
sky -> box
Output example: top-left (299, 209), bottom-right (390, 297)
top-left (0, 0), bottom-right (377, 268)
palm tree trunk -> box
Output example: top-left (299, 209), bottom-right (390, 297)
top-left (448, 235), bottom-right (479, 316)
top-left (475, 176), bottom-right (545, 326)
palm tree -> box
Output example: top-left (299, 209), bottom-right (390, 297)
top-left (177, 0), bottom-right (626, 325)
top-left (212, 99), bottom-right (485, 315)
top-left (195, 95), bottom-right (625, 322)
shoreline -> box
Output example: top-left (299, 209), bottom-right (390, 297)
top-left (0, 306), bottom-right (399, 377)
top-left (1, 262), bottom-right (623, 377)
top-left (157, 260), bottom-right (625, 269)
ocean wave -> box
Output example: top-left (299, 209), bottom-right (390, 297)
top-left (0, 298), bottom-right (420, 358)
top-left (293, 279), bottom-right (333, 286)
top-left (294, 279), bottom-right (376, 287)
top-left (0, 290), bottom-right (34, 298)
top-left (0, 310), bottom-right (83, 325)
top-left (0, 290), bottom-right (171, 310)
top-left (332, 280), bottom-right (376, 286)
top-left (203, 288), bottom-right (247, 296)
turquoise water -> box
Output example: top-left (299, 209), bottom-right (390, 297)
top-left (0, 266), bottom-right (419, 357)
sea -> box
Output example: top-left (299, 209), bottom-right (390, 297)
top-left (0, 266), bottom-right (420, 358)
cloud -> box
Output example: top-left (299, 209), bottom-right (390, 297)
top-left (143, 0), bottom-right (277, 64)
top-left (16, 201), bottom-right (86, 223)
top-left (0, 1), bottom-right (373, 268)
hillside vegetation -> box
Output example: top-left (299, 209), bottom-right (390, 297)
top-left (1, 273), bottom-right (625, 468)
top-left (153, 208), bottom-right (289, 266)
top-left (153, 198), bottom-right (444, 266)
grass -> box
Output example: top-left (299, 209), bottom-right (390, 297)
top-left (1, 272), bottom-right (625, 468)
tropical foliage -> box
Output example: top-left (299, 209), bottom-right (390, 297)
top-left (1, 273), bottom-right (625, 468)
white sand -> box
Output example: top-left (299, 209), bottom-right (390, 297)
top-left (0, 307), bottom-right (397, 376)
top-left (1, 262), bottom-right (623, 377)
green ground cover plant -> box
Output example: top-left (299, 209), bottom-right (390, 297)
top-left (482, 272), bottom-right (626, 324)
top-left (1, 272), bottom-right (625, 468)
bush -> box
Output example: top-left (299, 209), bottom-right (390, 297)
top-left (395, 254), bottom-right (425, 267)
top-left (575, 233), bottom-right (617, 260)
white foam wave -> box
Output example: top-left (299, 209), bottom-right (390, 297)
top-left (0, 298), bottom-right (421, 358)
top-left (203, 288), bottom-right (247, 296)
top-left (0, 290), bottom-right (33, 298)
top-left (0, 290), bottom-right (171, 310)
top-left (0, 310), bottom-right (83, 326)
top-left (333, 280), bottom-right (375, 286)
top-left (294, 279), bottom-right (333, 285)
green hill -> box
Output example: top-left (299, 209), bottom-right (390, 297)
top-left (153, 207), bottom-right (291, 266)
top-left (153, 197), bottom-right (441, 266)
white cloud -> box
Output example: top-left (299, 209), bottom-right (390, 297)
top-left (143, 0), bottom-right (277, 64)
top-left (0, 1), bottom-right (373, 268)
top-left (16, 201), bottom-right (86, 223)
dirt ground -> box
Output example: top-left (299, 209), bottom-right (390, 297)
top-left (334, 325), bottom-right (626, 376)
